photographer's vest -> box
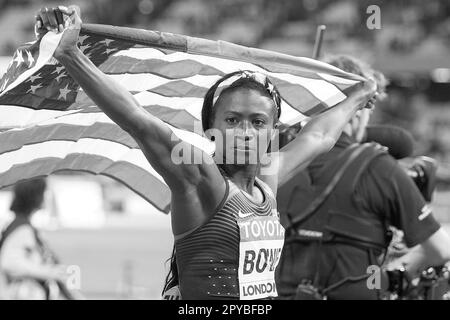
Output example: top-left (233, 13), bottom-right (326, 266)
top-left (0, 218), bottom-right (74, 300)
top-left (279, 142), bottom-right (392, 251)
top-left (0, 217), bottom-right (50, 299)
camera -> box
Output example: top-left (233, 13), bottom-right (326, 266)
top-left (403, 156), bottom-right (438, 202)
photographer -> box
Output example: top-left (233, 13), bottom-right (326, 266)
top-left (0, 179), bottom-right (75, 300)
top-left (275, 55), bottom-right (450, 300)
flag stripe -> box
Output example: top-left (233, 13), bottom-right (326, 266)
top-left (0, 123), bottom-right (138, 153)
top-left (105, 73), bottom-right (328, 115)
top-left (1, 108), bottom-right (215, 151)
top-left (102, 160), bottom-right (171, 211)
top-left (0, 105), bottom-right (79, 129)
top-left (74, 87), bottom-right (304, 125)
top-left (0, 155), bottom-right (170, 211)
top-left (0, 138), bottom-right (166, 183)
top-left (74, 94), bottom-right (303, 127)
top-left (60, 101), bottom-right (200, 130)
top-left (100, 55), bottom-right (225, 78)
top-left (107, 73), bottom-right (222, 92)
top-left (100, 53), bottom-right (350, 88)
top-left (0, 90), bottom-right (72, 111)
top-left (0, 117), bottom-right (216, 156)
top-left (112, 48), bottom-right (348, 107)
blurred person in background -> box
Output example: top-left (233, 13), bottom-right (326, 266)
top-left (0, 178), bottom-right (76, 300)
top-left (275, 55), bottom-right (450, 300)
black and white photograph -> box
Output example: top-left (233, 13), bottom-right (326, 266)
top-left (0, 0), bottom-right (449, 312)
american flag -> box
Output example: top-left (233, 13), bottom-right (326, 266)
top-left (0, 24), bottom-right (363, 213)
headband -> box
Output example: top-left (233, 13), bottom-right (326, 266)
top-left (212, 71), bottom-right (281, 118)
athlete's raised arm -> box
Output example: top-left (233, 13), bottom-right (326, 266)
top-left (283, 81), bottom-right (376, 177)
top-left (35, 6), bottom-right (223, 194)
top-left (260, 80), bottom-right (377, 191)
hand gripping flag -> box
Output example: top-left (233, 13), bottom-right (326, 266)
top-left (0, 24), bottom-right (363, 213)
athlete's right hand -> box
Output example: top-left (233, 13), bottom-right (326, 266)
top-left (35, 5), bottom-right (82, 59)
top-left (347, 78), bottom-right (378, 110)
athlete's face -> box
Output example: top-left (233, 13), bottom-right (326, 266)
top-left (208, 88), bottom-right (277, 165)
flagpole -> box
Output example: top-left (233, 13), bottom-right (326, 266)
top-left (312, 25), bottom-right (326, 59)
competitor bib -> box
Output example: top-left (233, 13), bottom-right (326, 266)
top-left (237, 210), bottom-right (285, 300)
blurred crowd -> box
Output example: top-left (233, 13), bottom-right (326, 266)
top-left (2, 1), bottom-right (450, 55)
